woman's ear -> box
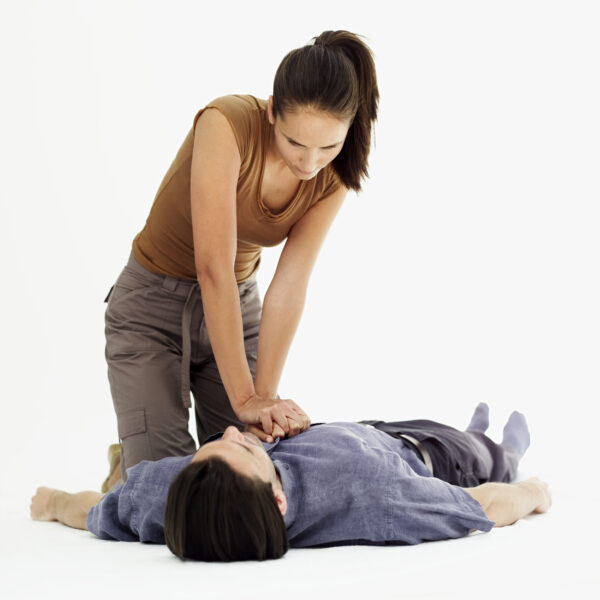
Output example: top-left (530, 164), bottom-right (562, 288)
top-left (267, 95), bottom-right (275, 125)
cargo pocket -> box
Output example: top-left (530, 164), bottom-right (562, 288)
top-left (118, 409), bottom-right (147, 441)
top-left (117, 409), bottom-right (154, 473)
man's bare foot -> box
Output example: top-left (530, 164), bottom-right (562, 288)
top-left (30, 487), bottom-right (65, 522)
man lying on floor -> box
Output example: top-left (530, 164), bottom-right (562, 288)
top-left (30, 402), bottom-right (551, 561)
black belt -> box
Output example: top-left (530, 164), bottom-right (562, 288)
top-left (360, 423), bottom-right (434, 473)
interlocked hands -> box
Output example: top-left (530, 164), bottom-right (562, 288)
top-left (235, 393), bottom-right (311, 442)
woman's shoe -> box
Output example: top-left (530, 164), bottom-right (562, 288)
top-left (101, 443), bottom-right (122, 493)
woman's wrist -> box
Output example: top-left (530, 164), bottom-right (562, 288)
top-left (254, 373), bottom-right (279, 400)
top-left (254, 387), bottom-right (278, 400)
top-left (230, 389), bottom-right (257, 415)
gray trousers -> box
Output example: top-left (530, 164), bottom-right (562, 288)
top-left (360, 420), bottom-right (519, 486)
top-left (104, 252), bottom-right (262, 479)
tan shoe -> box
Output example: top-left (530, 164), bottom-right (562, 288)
top-left (101, 443), bottom-right (123, 493)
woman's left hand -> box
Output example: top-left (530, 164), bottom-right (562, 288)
top-left (237, 394), bottom-right (310, 442)
top-left (245, 418), bottom-right (300, 442)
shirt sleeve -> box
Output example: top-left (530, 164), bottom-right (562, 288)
top-left (192, 94), bottom-right (259, 163)
top-left (86, 483), bottom-right (138, 542)
top-left (319, 166), bottom-right (343, 200)
top-left (385, 472), bottom-right (495, 544)
top-left (85, 456), bottom-right (192, 543)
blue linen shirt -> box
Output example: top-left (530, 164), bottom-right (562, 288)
top-left (87, 422), bottom-right (494, 546)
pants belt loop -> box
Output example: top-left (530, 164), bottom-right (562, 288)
top-left (162, 276), bottom-right (178, 292)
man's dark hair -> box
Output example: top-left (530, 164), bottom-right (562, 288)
top-left (272, 30), bottom-right (379, 193)
top-left (164, 457), bottom-right (289, 561)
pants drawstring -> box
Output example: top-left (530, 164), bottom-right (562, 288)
top-left (180, 283), bottom-right (200, 409)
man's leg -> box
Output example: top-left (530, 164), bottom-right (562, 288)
top-left (30, 487), bottom-right (103, 531)
top-left (462, 405), bottom-right (550, 526)
top-left (501, 410), bottom-right (530, 456)
top-left (367, 403), bottom-right (531, 486)
top-left (464, 403), bottom-right (530, 483)
top-left (466, 402), bottom-right (490, 433)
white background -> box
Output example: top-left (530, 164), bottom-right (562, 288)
top-left (1, 1), bottom-right (598, 597)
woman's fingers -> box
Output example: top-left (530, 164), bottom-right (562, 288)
top-left (259, 409), bottom-right (275, 436)
top-left (261, 407), bottom-right (300, 438)
top-left (291, 404), bottom-right (311, 429)
top-left (271, 423), bottom-right (286, 438)
top-left (277, 399), bottom-right (310, 433)
top-left (286, 417), bottom-right (302, 437)
top-left (270, 409), bottom-right (291, 434)
top-left (238, 394), bottom-right (311, 439)
top-left (244, 424), bottom-right (274, 443)
top-left (245, 422), bottom-right (289, 441)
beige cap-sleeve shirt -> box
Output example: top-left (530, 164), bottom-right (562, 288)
top-left (132, 95), bottom-right (342, 282)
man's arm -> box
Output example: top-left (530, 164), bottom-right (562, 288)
top-left (465, 477), bottom-right (552, 527)
top-left (30, 486), bottom-right (104, 531)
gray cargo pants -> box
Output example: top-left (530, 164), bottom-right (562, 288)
top-left (104, 251), bottom-right (261, 479)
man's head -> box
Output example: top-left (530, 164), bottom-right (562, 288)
top-left (164, 426), bottom-right (288, 562)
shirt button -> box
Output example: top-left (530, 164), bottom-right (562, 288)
top-left (285, 464), bottom-right (290, 470)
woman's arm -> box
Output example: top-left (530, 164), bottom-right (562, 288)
top-left (190, 109), bottom-right (308, 437)
top-left (254, 185), bottom-right (348, 399)
top-left (465, 477), bottom-right (552, 527)
top-left (191, 108), bottom-right (253, 404)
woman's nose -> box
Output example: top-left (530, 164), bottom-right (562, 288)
top-left (300, 150), bottom-right (319, 170)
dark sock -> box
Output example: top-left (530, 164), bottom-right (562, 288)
top-left (501, 411), bottom-right (530, 458)
top-left (466, 402), bottom-right (490, 433)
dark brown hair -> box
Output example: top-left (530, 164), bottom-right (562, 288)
top-left (164, 457), bottom-right (289, 562)
top-left (272, 30), bottom-right (379, 192)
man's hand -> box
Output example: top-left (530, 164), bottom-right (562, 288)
top-left (30, 487), bottom-right (61, 522)
top-left (30, 487), bottom-right (103, 530)
top-left (235, 393), bottom-right (310, 442)
top-left (527, 477), bottom-right (552, 514)
top-left (465, 477), bottom-right (552, 527)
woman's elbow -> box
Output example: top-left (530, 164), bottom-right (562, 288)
top-left (195, 259), bottom-right (235, 287)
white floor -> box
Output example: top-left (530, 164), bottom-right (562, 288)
top-left (3, 447), bottom-right (598, 600)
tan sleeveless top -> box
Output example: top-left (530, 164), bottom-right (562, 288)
top-left (132, 95), bottom-right (342, 282)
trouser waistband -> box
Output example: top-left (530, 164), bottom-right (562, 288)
top-left (359, 421), bottom-right (434, 474)
top-left (108, 251), bottom-right (255, 410)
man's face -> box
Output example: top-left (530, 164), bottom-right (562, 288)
top-left (191, 426), bottom-right (278, 486)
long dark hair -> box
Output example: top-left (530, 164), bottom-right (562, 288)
top-left (164, 457), bottom-right (289, 562)
top-left (272, 30), bottom-right (379, 192)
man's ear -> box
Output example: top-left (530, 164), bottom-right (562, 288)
top-left (272, 487), bottom-right (287, 516)
top-left (267, 95), bottom-right (275, 125)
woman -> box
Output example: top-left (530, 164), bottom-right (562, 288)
top-left (102, 30), bottom-right (379, 488)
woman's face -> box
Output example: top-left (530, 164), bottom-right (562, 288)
top-left (267, 95), bottom-right (350, 180)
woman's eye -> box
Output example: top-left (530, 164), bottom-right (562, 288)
top-left (288, 139), bottom-right (337, 150)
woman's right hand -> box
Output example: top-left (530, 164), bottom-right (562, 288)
top-left (234, 393), bottom-right (310, 442)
